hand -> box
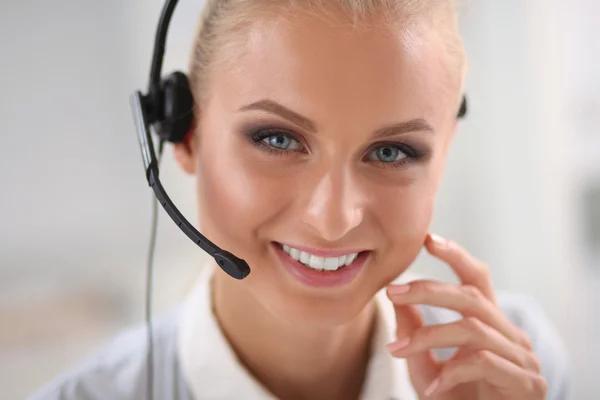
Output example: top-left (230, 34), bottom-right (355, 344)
top-left (386, 233), bottom-right (547, 400)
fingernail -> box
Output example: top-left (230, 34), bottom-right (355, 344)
top-left (424, 378), bottom-right (440, 397)
top-left (430, 233), bottom-right (448, 248)
top-left (386, 337), bottom-right (410, 353)
top-left (387, 284), bottom-right (410, 295)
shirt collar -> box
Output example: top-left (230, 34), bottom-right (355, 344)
top-left (177, 261), bottom-right (418, 400)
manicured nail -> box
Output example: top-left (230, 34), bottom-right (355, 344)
top-left (430, 233), bottom-right (448, 248)
top-left (387, 284), bottom-right (410, 295)
top-left (424, 378), bottom-right (440, 397)
top-left (387, 337), bottom-right (410, 353)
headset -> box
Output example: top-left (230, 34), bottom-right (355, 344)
top-left (129, 0), bottom-right (468, 399)
top-left (130, 0), bottom-right (251, 282)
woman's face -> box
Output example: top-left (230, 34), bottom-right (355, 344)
top-left (176, 13), bottom-right (460, 327)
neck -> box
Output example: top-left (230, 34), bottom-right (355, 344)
top-left (211, 268), bottom-right (377, 400)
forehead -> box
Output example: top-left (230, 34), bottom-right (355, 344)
top-left (210, 14), bottom-right (456, 129)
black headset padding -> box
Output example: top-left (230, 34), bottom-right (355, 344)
top-left (458, 95), bottom-right (468, 119)
top-left (156, 71), bottom-right (194, 143)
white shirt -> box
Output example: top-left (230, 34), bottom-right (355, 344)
top-left (28, 262), bottom-right (572, 400)
top-left (178, 262), bottom-right (417, 400)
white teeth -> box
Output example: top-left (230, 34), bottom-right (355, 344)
top-left (309, 255), bottom-right (325, 269)
top-left (344, 253), bottom-right (357, 266)
top-left (300, 251), bottom-right (310, 264)
top-left (324, 257), bottom-right (338, 271)
top-left (290, 248), bottom-right (300, 261)
top-left (279, 243), bottom-right (361, 271)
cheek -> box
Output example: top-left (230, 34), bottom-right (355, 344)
top-left (372, 171), bottom-right (440, 280)
top-left (194, 132), bottom-right (285, 258)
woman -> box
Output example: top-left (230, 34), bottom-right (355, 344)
top-left (30, 0), bottom-right (570, 399)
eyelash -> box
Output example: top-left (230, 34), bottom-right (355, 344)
top-left (249, 129), bottom-right (307, 158)
top-left (248, 129), bottom-right (426, 169)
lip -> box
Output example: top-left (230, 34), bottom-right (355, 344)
top-left (276, 242), bottom-right (369, 258)
top-left (271, 242), bottom-right (370, 288)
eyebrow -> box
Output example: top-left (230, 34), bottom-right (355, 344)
top-left (238, 99), bottom-right (434, 138)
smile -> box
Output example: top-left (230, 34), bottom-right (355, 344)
top-left (272, 242), bottom-right (371, 288)
top-left (279, 243), bottom-right (359, 271)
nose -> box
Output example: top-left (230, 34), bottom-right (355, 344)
top-left (301, 170), bottom-right (365, 242)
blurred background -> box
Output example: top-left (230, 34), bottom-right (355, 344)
top-left (0, 0), bottom-right (598, 398)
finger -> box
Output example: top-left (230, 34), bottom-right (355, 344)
top-left (426, 233), bottom-right (496, 304)
top-left (388, 317), bottom-right (541, 373)
top-left (387, 280), bottom-right (532, 350)
top-left (391, 303), bottom-right (440, 392)
top-left (427, 350), bottom-right (548, 398)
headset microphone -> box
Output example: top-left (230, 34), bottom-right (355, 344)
top-left (129, 0), bottom-right (250, 281)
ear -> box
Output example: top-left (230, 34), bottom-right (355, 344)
top-left (173, 126), bottom-right (197, 175)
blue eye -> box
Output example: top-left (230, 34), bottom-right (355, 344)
top-left (368, 145), bottom-right (407, 163)
top-left (264, 134), bottom-right (297, 150)
top-left (377, 146), bottom-right (405, 163)
top-left (364, 143), bottom-right (426, 169)
top-left (251, 130), bottom-right (304, 152)
top-left (248, 128), bottom-right (424, 168)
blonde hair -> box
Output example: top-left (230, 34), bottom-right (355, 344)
top-left (189, 0), bottom-right (467, 109)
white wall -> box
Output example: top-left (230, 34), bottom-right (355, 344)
top-left (0, 2), bottom-right (206, 398)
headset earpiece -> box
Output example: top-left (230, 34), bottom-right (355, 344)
top-left (457, 95), bottom-right (468, 119)
top-left (155, 71), bottom-right (194, 143)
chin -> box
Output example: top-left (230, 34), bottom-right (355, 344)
top-left (264, 286), bottom-right (375, 329)
top-left (246, 242), bottom-right (382, 329)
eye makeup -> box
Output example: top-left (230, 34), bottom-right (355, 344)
top-left (238, 121), bottom-right (432, 169)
